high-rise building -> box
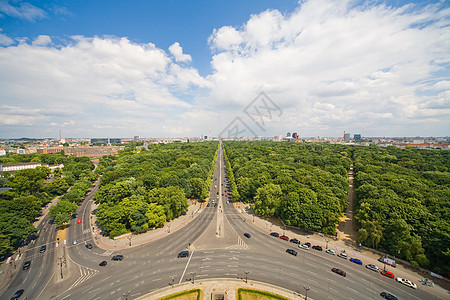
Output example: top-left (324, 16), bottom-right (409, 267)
top-left (344, 131), bottom-right (350, 142)
top-left (133, 135), bottom-right (140, 141)
top-left (292, 132), bottom-right (298, 139)
top-left (286, 132), bottom-right (291, 137)
top-left (354, 134), bottom-right (361, 140)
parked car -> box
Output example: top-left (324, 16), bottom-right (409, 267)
top-left (350, 258), bottom-right (362, 265)
top-left (85, 243), bottom-right (93, 249)
top-left (286, 249), bottom-right (297, 256)
top-left (177, 250), bottom-right (189, 258)
top-left (99, 261), bottom-right (107, 266)
top-left (380, 292), bottom-right (398, 300)
top-left (312, 245), bottom-right (322, 251)
top-left (365, 264), bottom-right (379, 272)
top-left (298, 244), bottom-right (309, 250)
top-left (112, 255), bottom-right (124, 261)
top-left (337, 252), bottom-right (348, 259)
top-left (11, 289), bottom-right (24, 299)
top-left (244, 233), bottom-right (251, 238)
top-left (289, 238), bottom-right (300, 244)
top-left (381, 270), bottom-right (395, 279)
top-left (270, 232), bottom-right (280, 237)
top-left (40, 245), bottom-right (46, 253)
top-left (304, 242), bottom-right (311, 247)
top-left (396, 277), bottom-right (417, 289)
top-left (280, 235), bottom-right (289, 241)
top-left (22, 261), bottom-right (31, 270)
top-left (331, 268), bottom-right (346, 277)
top-left (326, 249), bottom-right (336, 255)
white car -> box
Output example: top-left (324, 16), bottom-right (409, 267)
top-left (326, 249), bottom-right (336, 255)
top-left (73, 240), bottom-right (77, 245)
top-left (337, 252), bottom-right (348, 259)
top-left (365, 264), bottom-right (379, 272)
top-left (298, 244), bottom-right (309, 250)
top-left (396, 277), bottom-right (417, 289)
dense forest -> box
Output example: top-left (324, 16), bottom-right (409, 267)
top-left (94, 142), bottom-right (218, 238)
top-left (353, 146), bottom-right (450, 276)
top-left (223, 141), bottom-right (351, 235)
top-left (0, 152), bottom-right (96, 256)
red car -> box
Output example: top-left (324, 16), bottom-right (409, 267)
top-left (280, 235), bottom-right (289, 241)
top-left (77, 219), bottom-right (81, 224)
top-left (332, 268), bottom-right (346, 277)
top-left (381, 270), bottom-right (395, 279)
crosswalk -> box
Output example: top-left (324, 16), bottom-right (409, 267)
top-left (69, 265), bottom-right (99, 290)
top-left (227, 237), bottom-right (248, 250)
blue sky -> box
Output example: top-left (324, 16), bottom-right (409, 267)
top-left (0, 0), bottom-right (449, 138)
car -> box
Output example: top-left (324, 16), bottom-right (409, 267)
top-left (22, 261), bottom-right (31, 270)
top-left (214, 203), bottom-right (217, 207)
top-left (290, 238), bottom-right (300, 244)
top-left (304, 242), bottom-right (311, 247)
top-left (73, 240), bottom-right (77, 245)
top-left (270, 232), bottom-right (279, 237)
top-left (99, 261), bottom-right (107, 266)
top-left (331, 268), bottom-right (346, 277)
top-left (11, 289), bottom-right (24, 299)
top-left (326, 249), bottom-right (336, 255)
top-left (180, 211), bottom-right (187, 215)
top-left (350, 258), bottom-right (363, 265)
top-left (280, 235), bottom-right (289, 241)
top-left (40, 245), bottom-right (46, 253)
top-left (365, 264), bottom-right (379, 272)
top-left (298, 244), bottom-right (310, 250)
top-left (381, 270), bottom-right (395, 279)
top-left (112, 255), bottom-right (124, 261)
top-left (286, 249), bottom-right (297, 256)
top-left (337, 252), bottom-right (348, 259)
top-left (380, 292), bottom-right (398, 300)
top-left (177, 250), bottom-right (189, 258)
top-left (244, 233), bottom-right (251, 238)
top-left (396, 277), bottom-right (417, 289)
top-left (207, 203), bottom-right (210, 207)
top-left (312, 245), bottom-right (322, 251)
top-left (77, 219), bottom-right (81, 224)
top-left (85, 243), bottom-right (93, 249)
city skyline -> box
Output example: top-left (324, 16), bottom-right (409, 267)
top-left (1, 0), bottom-right (449, 138)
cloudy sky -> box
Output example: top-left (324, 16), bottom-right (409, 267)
top-left (0, 0), bottom-right (449, 139)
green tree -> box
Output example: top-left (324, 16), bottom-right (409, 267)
top-left (254, 183), bottom-right (283, 217)
top-left (49, 200), bottom-right (78, 226)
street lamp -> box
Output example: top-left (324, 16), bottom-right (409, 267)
top-left (190, 271), bottom-right (196, 284)
top-left (303, 285), bottom-right (310, 300)
top-left (244, 270), bottom-right (249, 283)
top-left (168, 224), bottom-right (171, 233)
top-left (326, 239), bottom-right (329, 249)
top-left (128, 236), bottom-right (132, 247)
top-left (122, 291), bottom-right (130, 300)
top-left (169, 275), bottom-right (175, 286)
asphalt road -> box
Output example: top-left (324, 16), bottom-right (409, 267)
top-left (1, 142), bottom-right (444, 300)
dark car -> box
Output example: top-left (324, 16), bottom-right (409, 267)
top-left (40, 245), bottom-right (46, 253)
top-left (331, 267), bottom-right (346, 277)
top-left (290, 238), bottom-right (300, 244)
top-left (286, 249), bottom-right (297, 256)
top-left (99, 261), bottom-right (107, 266)
top-left (85, 243), bottom-right (93, 249)
top-left (270, 232), bottom-right (279, 237)
top-left (177, 250), bottom-right (189, 258)
top-left (350, 258), bottom-right (362, 265)
top-left (207, 203), bottom-right (210, 207)
top-left (380, 292), bottom-right (398, 300)
top-left (22, 261), bottom-right (31, 270)
top-left (244, 233), bottom-right (251, 238)
top-left (180, 211), bottom-right (187, 215)
top-left (312, 245), bottom-right (323, 251)
top-left (112, 255), bottom-right (124, 261)
top-left (11, 289), bottom-right (24, 299)
top-left (304, 242), bottom-right (311, 247)
top-left (280, 235), bottom-right (289, 241)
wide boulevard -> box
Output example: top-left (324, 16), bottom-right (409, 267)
top-left (0, 142), bottom-right (443, 300)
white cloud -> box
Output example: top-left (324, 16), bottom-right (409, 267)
top-left (32, 35), bottom-right (51, 46)
top-left (168, 42), bottom-right (192, 62)
top-left (206, 0), bottom-right (450, 137)
top-left (0, 1), bottom-right (47, 21)
top-left (0, 29), bottom-right (14, 46)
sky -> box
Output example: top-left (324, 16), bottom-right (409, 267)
top-left (0, 0), bottom-right (449, 139)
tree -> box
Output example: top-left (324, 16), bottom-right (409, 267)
top-left (189, 177), bottom-right (207, 199)
top-left (254, 184), bottom-right (283, 217)
top-left (147, 186), bottom-right (187, 221)
top-left (49, 200), bottom-right (77, 226)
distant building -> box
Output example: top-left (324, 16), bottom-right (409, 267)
top-left (292, 132), bottom-right (298, 139)
top-left (133, 135), bottom-right (140, 141)
top-left (91, 138), bottom-right (122, 144)
top-left (0, 162), bottom-right (44, 173)
top-left (286, 132), bottom-right (291, 137)
top-left (64, 146), bottom-right (124, 158)
top-left (354, 134), bottom-right (361, 140)
top-left (37, 147), bottom-right (62, 154)
top-left (344, 131), bottom-right (350, 142)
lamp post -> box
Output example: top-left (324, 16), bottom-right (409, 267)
top-left (122, 291), bottom-right (130, 300)
top-left (169, 275), bottom-right (175, 286)
top-left (168, 224), bottom-right (171, 233)
top-left (128, 236), bottom-right (132, 247)
top-left (303, 285), bottom-right (310, 300)
top-left (190, 272), bottom-right (196, 284)
top-left (244, 270), bottom-right (249, 283)
top-left (326, 239), bottom-right (329, 249)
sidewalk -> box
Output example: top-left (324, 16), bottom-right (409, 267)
top-left (91, 199), bottom-right (205, 250)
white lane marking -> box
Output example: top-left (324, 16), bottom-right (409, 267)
top-left (347, 287), bottom-right (360, 295)
top-left (35, 273), bottom-right (54, 300)
top-left (88, 288), bottom-right (100, 294)
top-left (179, 248), bottom-right (195, 284)
top-left (31, 281), bottom-right (37, 289)
top-left (152, 278), bottom-right (161, 281)
top-left (61, 295), bottom-right (70, 300)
